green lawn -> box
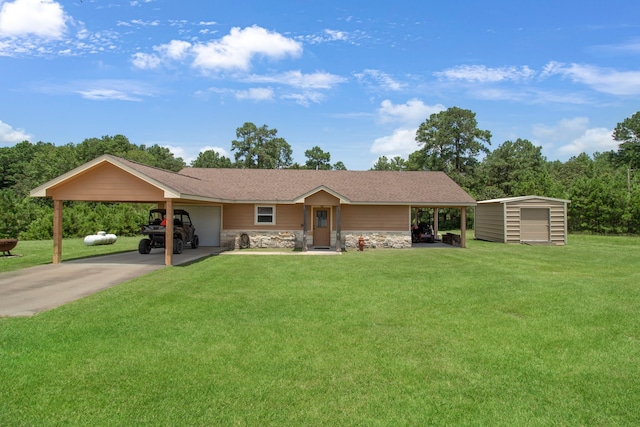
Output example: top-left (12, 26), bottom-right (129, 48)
top-left (0, 237), bottom-right (141, 273)
top-left (1, 235), bottom-right (639, 425)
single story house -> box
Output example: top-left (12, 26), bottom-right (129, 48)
top-left (31, 155), bottom-right (477, 265)
top-left (475, 196), bottom-right (571, 245)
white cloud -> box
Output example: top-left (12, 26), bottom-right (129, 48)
top-left (377, 99), bottom-right (445, 125)
top-left (370, 99), bottom-right (445, 156)
top-left (244, 70), bottom-right (346, 89)
top-left (281, 91), bottom-right (325, 107)
top-left (69, 79), bottom-right (156, 101)
top-left (370, 128), bottom-right (419, 155)
top-left (0, 0), bottom-right (67, 38)
top-left (471, 87), bottom-right (591, 105)
top-left (157, 39), bottom-right (191, 60)
top-left (234, 87), bottom-right (274, 101)
top-left (163, 144), bottom-right (189, 162)
top-left (131, 40), bottom-right (192, 69)
top-left (131, 25), bottom-right (302, 72)
top-left (324, 29), bottom-right (348, 41)
top-left (532, 117), bottom-right (615, 158)
top-left (434, 65), bottom-right (536, 83)
top-left (532, 117), bottom-right (590, 142)
top-left (200, 145), bottom-right (230, 157)
top-left (191, 25), bottom-right (302, 71)
top-left (77, 89), bottom-right (142, 101)
top-left (355, 69), bottom-right (405, 91)
top-left (130, 0), bottom-right (154, 6)
top-left (0, 119), bottom-right (31, 144)
top-left (299, 28), bottom-right (363, 45)
top-left (541, 61), bottom-right (640, 95)
top-left (556, 127), bottom-right (616, 157)
top-left (131, 52), bottom-right (162, 69)
top-left (592, 38), bottom-right (640, 55)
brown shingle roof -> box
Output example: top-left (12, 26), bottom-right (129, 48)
top-left (175, 167), bottom-right (476, 206)
top-left (33, 155), bottom-right (475, 206)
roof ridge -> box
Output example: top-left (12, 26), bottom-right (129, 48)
top-left (113, 155), bottom-right (204, 181)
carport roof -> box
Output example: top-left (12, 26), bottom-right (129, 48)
top-left (31, 154), bottom-right (477, 206)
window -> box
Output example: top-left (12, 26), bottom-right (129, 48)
top-left (316, 209), bottom-right (328, 228)
top-left (255, 205), bottom-right (275, 224)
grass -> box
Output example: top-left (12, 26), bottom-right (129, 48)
top-left (0, 237), bottom-right (140, 273)
top-left (1, 235), bottom-right (640, 425)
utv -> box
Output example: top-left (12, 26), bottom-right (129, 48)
top-left (138, 208), bottom-right (199, 254)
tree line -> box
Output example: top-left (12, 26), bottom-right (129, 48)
top-left (371, 108), bottom-right (640, 234)
top-left (0, 123), bottom-right (343, 240)
top-left (1, 112), bottom-right (639, 240)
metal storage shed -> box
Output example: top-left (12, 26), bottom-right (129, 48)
top-left (475, 196), bottom-right (571, 245)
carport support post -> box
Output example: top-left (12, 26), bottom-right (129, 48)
top-left (53, 199), bottom-right (63, 264)
top-left (302, 205), bottom-right (308, 252)
top-left (434, 208), bottom-right (439, 239)
top-left (335, 205), bottom-right (341, 252)
top-left (165, 199), bottom-right (174, 266)
top-left (460, 207), bottom-right (467, 248)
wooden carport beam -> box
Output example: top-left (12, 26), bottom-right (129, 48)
top-left (53, 199), bottom-right (63, 264)
top-left (460, 207), bottom-right (467, 248)
top-left (165, 199), bottom-right (174, 266)
top-left (335, 205), bottom-right (342, 252)
top-left (302, 205), bottom-right (308, 252)
top-left (433, 208), bottom-right (439, 239)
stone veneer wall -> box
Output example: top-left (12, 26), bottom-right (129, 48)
top-left (221, 230), bottom-right (302, 249)
top-left (221, 230), bottom-right (412, 250)
top-left (343, 231), bottom-right (412, 249)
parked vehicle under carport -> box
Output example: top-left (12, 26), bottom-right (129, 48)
top-left (138, 209), bottom-right (199, 254)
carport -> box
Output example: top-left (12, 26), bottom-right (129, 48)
top-left (30, 155), bottom-right (223, 266)
top-left (411, 205), bottom-right (469, 247)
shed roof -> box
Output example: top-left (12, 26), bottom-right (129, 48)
top-left (31, 154), bottom-right (476, 206)
top-left (478, 195), bottom-right (570, 204)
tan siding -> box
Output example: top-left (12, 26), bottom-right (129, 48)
top-left (305, 190), bottom-right (340, 206)
top-left (504, 205), bottom-right (521, 243)
top-left (222, 204), bottom-right (254, 229)
top-left (222, 203), bottom-right (303, 230)
top-left (549, 205), bottom-right (567, 244)
top-left (342, 205), bottom-right (409, 231)
top-left (475, 203), bottom-right (505, 242)
top-left (49, 163), bottom-right (164, 201)
top-left (278, 205), bottom-right (304, 228)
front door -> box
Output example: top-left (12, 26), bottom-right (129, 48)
top-left (314, 208), bottom-right (330, 247)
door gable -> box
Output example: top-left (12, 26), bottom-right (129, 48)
top-left (304, 189), bottom-right (341, 206)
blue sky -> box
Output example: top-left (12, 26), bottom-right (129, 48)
top-left (1, 0), bottom-right (639, 170)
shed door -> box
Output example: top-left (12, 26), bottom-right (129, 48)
top-left (520, 208), bottom-right (549, 241)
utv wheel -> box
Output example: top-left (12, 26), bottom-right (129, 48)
top-left (138, 239), bottom-right (152, 254)
top-left (191, 235), bottom-right (199, 249)
top-left (173, 238), bottom-right (184, 254)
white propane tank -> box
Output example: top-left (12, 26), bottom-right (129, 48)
top-left (84, 231), bottom-right (118, 246)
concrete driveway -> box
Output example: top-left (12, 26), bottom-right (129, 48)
top-left (0, 247), bottom-right (224, 317)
